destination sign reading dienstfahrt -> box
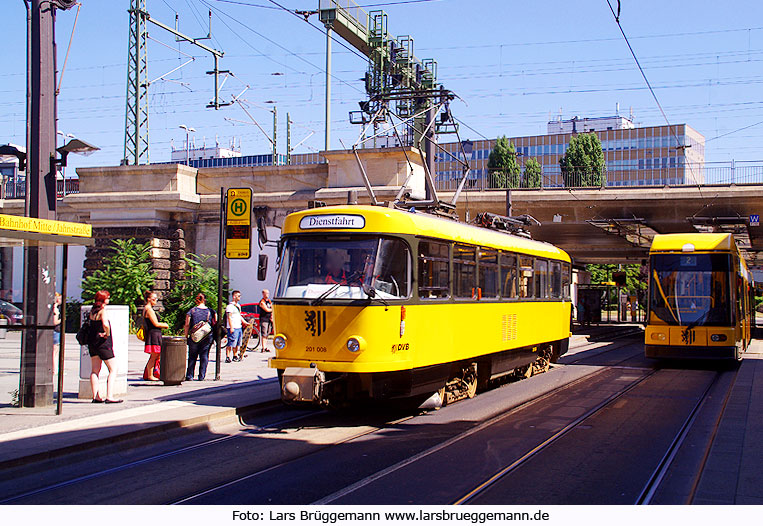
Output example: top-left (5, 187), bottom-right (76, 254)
top-left (299, 215), bottom-right (365, 230)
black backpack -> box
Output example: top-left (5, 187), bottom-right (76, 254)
top-left (76, 316), bottom-right (91, 345)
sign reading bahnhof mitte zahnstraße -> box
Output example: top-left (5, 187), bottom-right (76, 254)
top-left (0, 214), bottom-right (92, 238)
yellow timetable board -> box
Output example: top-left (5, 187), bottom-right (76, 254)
top-left (225, 188), bottom-right (252, 259)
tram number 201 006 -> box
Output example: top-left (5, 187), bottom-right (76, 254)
top-left (305, 346), bottom-right (327, 353)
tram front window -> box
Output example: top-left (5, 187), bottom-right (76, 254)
top-left (276, 237), bottom-right (410, 300)
top-left (649, 254), bottom-right (731, 326)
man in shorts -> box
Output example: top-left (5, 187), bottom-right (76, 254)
top-left (258, 289), bottom-right (273, 352)
top-left (225, 290), bottom-right (250, 362)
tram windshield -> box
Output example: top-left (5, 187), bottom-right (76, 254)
top-left (276, 236), bottom-right (411, 301)
top-left (649, 253), bottom-right (731, 326)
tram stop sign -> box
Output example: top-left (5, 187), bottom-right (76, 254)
top-left (226, 188), bottom-right (252, 259)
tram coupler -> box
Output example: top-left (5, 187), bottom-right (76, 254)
top-left (281, 367), bottom-right (325, 403)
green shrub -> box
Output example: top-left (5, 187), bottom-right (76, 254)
top-left (81, 238), bottom-right (156, 321)
top-left (161, 254), bottom-right (228, 334)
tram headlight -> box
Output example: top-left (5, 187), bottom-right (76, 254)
top-left (711, 334), bottom-right (727, 342)
top-left (274, 334), bottom-right (287, 350)
top-left (346, 335), bottom-right (367, 353)
top-left (650, 332), bottom-right (666, 341)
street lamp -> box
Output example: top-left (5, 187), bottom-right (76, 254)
top-left (56, 137), bottom-right (99, 166)
top-left (0, 144), bottom-right (26, 199)
top-left (0, 143), bottom-right (27, 170)
top-left (179, 124), bottom-right (196, 165)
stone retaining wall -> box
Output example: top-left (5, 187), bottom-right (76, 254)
top-left (83, 225), bottom-right (185, 310)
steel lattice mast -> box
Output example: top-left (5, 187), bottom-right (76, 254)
top-left (124, 0), bottom-right (149, 165)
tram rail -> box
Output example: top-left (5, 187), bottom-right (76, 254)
top-left (0, 404), bottom-right (319, 504)
top-left (453, 369), bottom-right (659, 505)
top-left (636, 370), bottom-right (722, 504)
top-left (454, 367), bottom-right (729, 505)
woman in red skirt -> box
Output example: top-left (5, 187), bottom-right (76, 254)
top-left (142, 290), bottom-right (168, 380)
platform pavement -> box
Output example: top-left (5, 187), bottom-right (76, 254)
top-left (0, 333), bottom-right (279, 469)
top-left (0, 326), bottom-right (620, 470)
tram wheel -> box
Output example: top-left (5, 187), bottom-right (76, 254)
top-left (464, 364), bottom-right (478, 399)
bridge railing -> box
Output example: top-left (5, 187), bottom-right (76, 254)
top-left (436, 163), bottom-right (763, 191)
top-left (2, 179), bottom-right (80, 199)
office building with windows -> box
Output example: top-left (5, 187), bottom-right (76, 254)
top-left (435, 116), bottom-right (706, 188)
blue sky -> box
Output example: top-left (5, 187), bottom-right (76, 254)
top-left (2, 0), bottom-right (763, 173)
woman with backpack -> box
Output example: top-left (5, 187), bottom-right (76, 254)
top-left (87, 290), bottom-right (121, 403)
top-left (183, 293), bottom-right (217, 381)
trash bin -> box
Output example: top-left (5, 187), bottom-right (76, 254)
top-left (160, 336), bottom-right (187, 386)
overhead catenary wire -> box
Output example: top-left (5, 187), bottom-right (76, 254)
top-left (201, 0), bottom-right (366, 95)
top-left (262, 0), bottom-right (379, 66)
top-left (56, 2), bottom-right (81, 95)
top-left (604, 0), bottom-right (703, 193)
top-left (212, 0), bottom-right (443, 12)
top-left (9, 3), bottom-right (763, 165)
top-left (705, 120), bottom-right (763, 142)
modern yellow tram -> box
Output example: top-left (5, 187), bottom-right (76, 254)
top-left (645, 233), bottom-right (754, 360)
top-left (269, 205), bottom-right (573, 406)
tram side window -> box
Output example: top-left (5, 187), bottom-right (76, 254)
top-left (418, 240), bottom-right (450, 299)
top-left (550, 261), bottom-right (562, 299)
top-left (479, 248), bottom-right (499, 299)
top-left (562, 263), bottom-right (571, 300)
top-left (535, 259), bottom-right (549, 299)
top-left (500, 253), bottom-right (518, 298)
top-left (454, 244), bottom-right (477, 299)
top-left (372, 238), bottom-right (411, 298)
top-left (736, 272), bottom-right (744, 323)
top-left (519, 256), bottom-right (534, 298)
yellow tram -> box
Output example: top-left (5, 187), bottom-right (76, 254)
top-left (645, 233), bottom-right (754, 360)
top-left (269, 205), bottom-right (573, 406)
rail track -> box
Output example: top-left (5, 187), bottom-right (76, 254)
top-left (4, 329), bottom-right (732, 506)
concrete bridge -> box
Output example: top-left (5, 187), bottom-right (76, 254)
top-left (1, 147), bottom-right (761, 301)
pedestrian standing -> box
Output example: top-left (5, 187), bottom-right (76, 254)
top-left (258, 289), bottom-right (273, 353)
top-left (184, 293), bottom-right (216, 381)
top-left (87, 290), bottom-right (121, 403)
top-left (52, 292), bottom-right (62, 375)
top-left (225, 290), bottom-right (249, 362)
top-left (143, 290), bottom-right (169, 380)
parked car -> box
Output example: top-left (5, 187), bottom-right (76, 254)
top-left (240, 303), bottom-right (260, 326)
top-left (0, 300), bottom-right (23, 325)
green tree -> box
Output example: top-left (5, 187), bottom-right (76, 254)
top-left (487, 136), bottom-right (520, 188)
top-left (524, 158), bottom-right (542, 188)
top-left (586, 263), bottom-right (646, 295)
top-left (82, 238), bottom-right (155, 317)
top-left (161, 254), bottom-right (229, 333)
top-left (559, 132), bottom-right (606, 187)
